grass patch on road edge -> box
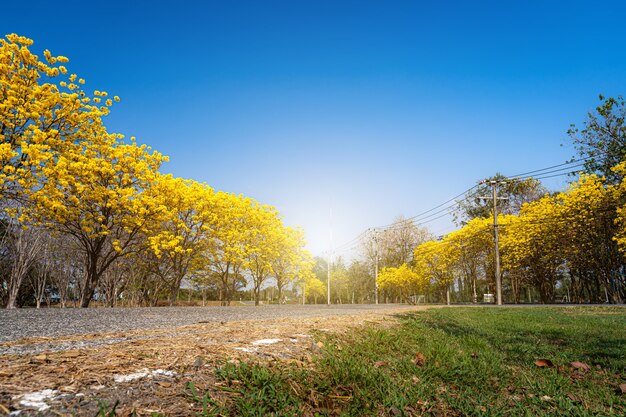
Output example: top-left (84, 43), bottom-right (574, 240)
top-left (203, 307), bottom-right (626, 416)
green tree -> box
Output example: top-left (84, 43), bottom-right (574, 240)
top-left (455, 175), bottom-right (545, 224)
top-left (568, 95), bottom-right (626, 183)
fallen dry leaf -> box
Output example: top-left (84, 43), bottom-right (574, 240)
top-left (413, 352), bottom-right (426, 367)
top-left (619, 383), bottom-right (626, 395)
top-left (534, 359), bottom-right (554, 368)
top-left (570, 361), bottom-right (591, 371)
top-left (567, 393), bottom-right (580, 402)
top-left (373, 361), bottom-right (387, 368)
top-left (328, 394), bottom-right (352, 400)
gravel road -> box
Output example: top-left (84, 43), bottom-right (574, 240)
top-left (0, 304), bottom-right (416, 344)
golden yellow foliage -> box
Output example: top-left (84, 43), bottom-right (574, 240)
top-left (0, 34), bottom-right (118, 199)
top-left (377, 263), bottom-right (422, 302)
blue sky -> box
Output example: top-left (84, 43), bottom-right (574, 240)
top-left (5, 1), bottom-right (626, 256)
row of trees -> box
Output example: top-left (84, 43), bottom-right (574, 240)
top-left (300, 218), bottom-right (433, 305)
top-left (378, 172), bottom-right (626, 305)
top-left (0, 34), bottom-right (313, 308)
top-left (378, 95), bottom-right (626, 305)
top-left (300, 95), bottom-right (626, 306)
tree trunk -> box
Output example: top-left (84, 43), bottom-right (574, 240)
top-left (80, 264), bottom-right (100, 308)
top-left (254, 285), bottom-right (261, 306)
top-left (169, 283), bottom-right (179, 307)
top-left (277, 283), bottom-right (283, 305)
top-left (472, 275), bottom-right (477, 304)
top-left (6, 268), bottom-right (25, 309)
top-left (80, 283), bottom-right (96, 308)
top-left (80, 250), bottom-right (102, 308)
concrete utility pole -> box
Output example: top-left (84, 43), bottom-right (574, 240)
top-left (328, 207), bottom-right (333, 306)
top-left (479, 180), bottom-right (507, 305)
top-left (373, 230), bottom-right (379, 305)
top-left (489, 180), bottom-right (508, 305)
top-left (327, 249), bottom-right (331, 305)
top-left (491, 181), bottom-right (503, 306)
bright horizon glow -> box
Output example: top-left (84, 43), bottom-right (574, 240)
top-left (4, 1), bottom-right (626, 258)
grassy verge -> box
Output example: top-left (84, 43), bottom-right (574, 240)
top-left (195, 307), bottom-right (626, 416)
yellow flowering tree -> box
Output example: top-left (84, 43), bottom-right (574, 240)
top-left (613, 162), bottom-right (626, 250)
top-left (0, 34), bottom-right (116, 200)
top-left (146, 175), bottom-right (217, 305)
top-left (377, 263), bottom-right (423, 304)
top-left (271, 226), bottom-right (311, 304)
top-left (204, 192), bottom-right (253, 305)
top-left (500, 195), bottom-right (563, 303)
top-left (414, 240), bottom-right (455, 304)
top-left (243, 203), bottom-right (284, 306)
top-left (27, 135), bottom-right (166, 307)
top-left (444, 217), bottom-right (493, 303)
top-left (500, 174), bottom-right (624, 304)
top-left (0, 33), bottom-right (162, 307)
top-left (304, 276), bottom-right (326, 304)
top-left (558, 174), bottom-right (621, 303)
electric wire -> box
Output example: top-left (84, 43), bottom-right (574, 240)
top-left (328, 151), bottom-right (620, 257)
top-left (371, 184), bottom-right (480, 230)
top-left (505, 156), bottom-right (593, 180)
top-left (507, 163), bottom-right (587, 181)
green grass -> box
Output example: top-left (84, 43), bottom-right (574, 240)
top-left (201, 307), bottom-right (626, 416)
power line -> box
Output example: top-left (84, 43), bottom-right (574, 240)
top-left (506, 156), bottom-right (593, 180)
top-left (333, 229), bottom-right (368, 251)
top-left (335, 158), bottom-right (593, 246)
top-left (326, 152), bottom-right (620, 259)
top-left (372, 184), bottom-right (480, 230)
top-left (505, 147), bottom-right (624, 182)
top-left (374, 188), bottom-right (482, 233)
top-left (331, 186), bottom-right (481, 251)
top-left (508, 163), bottom-right (587, 182)
top-left (532, 169), bottom-right (587, 181)
top-left (382, 158), bottom-right (593, 232)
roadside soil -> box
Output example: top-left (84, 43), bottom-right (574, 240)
top-left (0, 306), bottom-right (430, 416)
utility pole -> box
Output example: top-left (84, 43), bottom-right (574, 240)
top-left (328, 207), bottom-right (333, 306)
top-left (373, 230), bottom-right (379, 305)
top-left (327, 249), bottom-right (331, 305)
top-left (479, 180), bottom-right (507, 306)
top-left (491, 181), bottom-right (502, 306)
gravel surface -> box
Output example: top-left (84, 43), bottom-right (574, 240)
top-left (0, 304), bottom-right (416, 344)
